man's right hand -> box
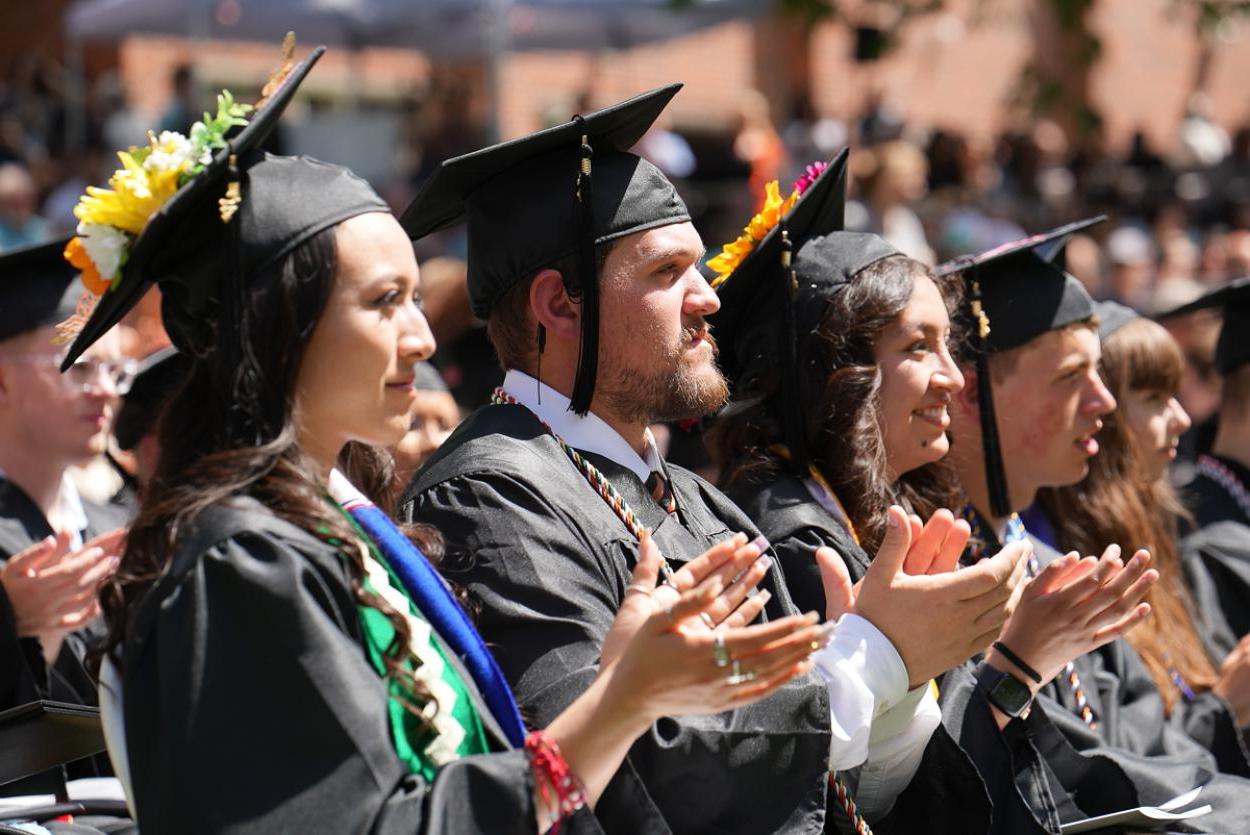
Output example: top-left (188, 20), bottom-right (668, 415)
top-left (0, 528), bottom-right (124, 639)
top-left (818, 505), bottom-right (1030, 688)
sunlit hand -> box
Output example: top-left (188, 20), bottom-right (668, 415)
top-left (820, 505), bottom-right (1029, 688)
top-left (601, 531), bottom-right (776, 668)
top-left (989, 545), bottom-right (1156, 687)
top-left (0, 529), bottom-right (123, 638)
top-left (601, 532), bottom-right (830, 719)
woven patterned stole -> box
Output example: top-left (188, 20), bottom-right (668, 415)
top-left (330, 471), bottom-right (527, 747)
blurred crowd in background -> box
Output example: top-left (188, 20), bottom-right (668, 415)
top-left (3, 42), bottom-right (1246, 474)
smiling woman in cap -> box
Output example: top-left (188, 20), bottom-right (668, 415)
top-left (64, 41), bottom-right (825, 834)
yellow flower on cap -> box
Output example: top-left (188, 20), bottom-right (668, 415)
top-left (707, 180), bottom-right (800, 287)
top-left (74, 148), bottom-right (185, 236)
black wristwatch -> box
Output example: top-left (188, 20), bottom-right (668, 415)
top-left (976, 661), bottom-right (1033, 719)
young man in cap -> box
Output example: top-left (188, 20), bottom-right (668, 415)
top-left (0, 239), bottom-right (128, 715)
top-left (942, 225), bottom-right (1250, 830)
top-left (401, 88), bottom-right (1029, 833)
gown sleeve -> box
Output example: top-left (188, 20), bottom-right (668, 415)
top-left (119, 525), bottom-right (594, 835)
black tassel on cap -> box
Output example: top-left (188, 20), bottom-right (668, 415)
top-left (218, 146), bottom-right (262, 445)
top-left (567, 115), bottom-right (600, 416)
top-left (969, 276), bottom-right (1012, 518)
top-left (778, 223), bottom-right (810, 476)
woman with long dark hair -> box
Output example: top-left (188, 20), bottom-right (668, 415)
top-left (59, 46), bottom-right (827, 834)
top-left (1033, 302), bottom-right (1250, 771)
top-left (707, 156), bottom-right (1158, 833)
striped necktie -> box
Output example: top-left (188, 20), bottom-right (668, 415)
top-left (645, 470), bottom-right (677, 513)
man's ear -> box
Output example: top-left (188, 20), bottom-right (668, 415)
top-left (529, 269), bottom-right (580, 341)
top-left (953, 364), bottom-right (979, 418)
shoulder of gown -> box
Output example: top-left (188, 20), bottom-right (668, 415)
top-left (725, 470), bottom-right (871, 612)
top-left (119, 496), bottom-right (582, 835)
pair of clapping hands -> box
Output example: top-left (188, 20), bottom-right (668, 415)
top-left (595, 506), bottom-right (1157, 722)
top-left (0, 528), bottom-right (125, 662)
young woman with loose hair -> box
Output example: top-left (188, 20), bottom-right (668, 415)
top-left (1033, 302), bottom-right (1250, 770)
top-left (62, 48), bottom-right (827, 835)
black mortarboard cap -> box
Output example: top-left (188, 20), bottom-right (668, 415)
top-left (61, 44), bottom-right (388, 371)
top-left (400, 85), bottom-right (691, 415)
top-left (115, 347), bottom-right (191, 450)
top-left (0, 238), bottom-right (81, 343)
top-left (1095, 300), bottom-right (1139, 342)
top-left (936, 216), bottom-right (1105, 517)
top-left (710, 150), bottom-right (902, 475)
top-left (1155, 277), bottom-right (1250, 373)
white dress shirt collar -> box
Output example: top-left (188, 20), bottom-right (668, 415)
top-left (501, 369), bottom-right (663, 483)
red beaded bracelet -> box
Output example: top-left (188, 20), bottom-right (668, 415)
top-left (525, 730), bottom-right (587, 832)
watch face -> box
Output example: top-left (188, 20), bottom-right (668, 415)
top-left (988, 673), bottom-right (1032, 717)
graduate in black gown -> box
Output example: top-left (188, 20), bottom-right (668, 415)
top-left (1029, 302), bottom-right (1250, 770)
top-left (940, 227), bottom-right (1250, 830)
top-left (59, 44), bottom-right (826, 834)
top-left (704, 155), bottom-right (1175, 833)
top-left (0, 240), bottom-right (128, 721)
top-left (1158, 280), bottom-right (1250, 659)
top-left (399, 93), bottom-right (1029, 834)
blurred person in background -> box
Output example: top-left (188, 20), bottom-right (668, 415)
top-left (0, 239), bottom-right (126, 726)
top-left (847, 140), bottom-right (934, 264)
top-left (389, 361), bottom-right (461, 503)
top-left (732, 88), bottom-right (786, 210)
top-left (112, 347), bottom-right (190, 491)
top-left (1105, 224), bottom-right (1156, 308)
top-left (0, 163), bottom-right (49, 251)
top-left (1161, 282), bottom-right (1250, 660)
top-left (157, 64), bottom-right (197, 136)
top-left (417, 255), bottom-right (500, 408)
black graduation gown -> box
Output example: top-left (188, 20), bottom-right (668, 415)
top-left (403, 405), bottom-right (836, 835)
top-left (0, 474), bottom-right (127, 714)
top-left (1024, 504), bottom-right (1250, 770)
top-left (724, 470), bottom-right (1041, 835)
top-left (948, 524), bottom-right (1250, 832)
top-left (1179, 456), bottom-right (1250, 658)
top-left (120, 497), bottom-right (600, 835)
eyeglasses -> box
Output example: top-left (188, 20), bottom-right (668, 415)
top-left (2, 354), bottom-right (139, 395)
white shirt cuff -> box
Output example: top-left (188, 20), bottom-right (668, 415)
top-left (810, 612), bottom-right (909, 770)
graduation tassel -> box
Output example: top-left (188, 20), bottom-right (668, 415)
top-left (219, 147), bottom-right (261, 445)
top-left (536, 323), bottom-right (546, 406)
top-left (969, 276), bottom-right (1012, 518)
top-left (567, 115), bottom-right (600, 416)
top-left (778, 223), bottom-right (811, 477)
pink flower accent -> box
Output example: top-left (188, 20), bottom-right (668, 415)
top-left (792, 161), bottom-right (828, 195)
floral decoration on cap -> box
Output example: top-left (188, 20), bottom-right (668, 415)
top-left (707, 161), bottom-right (826, 287)
top-left (57, 34), bottom-right (304, 343)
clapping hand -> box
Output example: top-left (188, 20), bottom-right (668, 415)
top-left (815, 506), bottom-right (1030, 688)
top-left (989, 544), bottom-right (1156, 687)
top-left (601, 531), bottom-right (776, 669)
top-left (600, 529), bottom-right (831, 719)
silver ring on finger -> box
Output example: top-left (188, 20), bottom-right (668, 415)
top-left (712, 631), bottom-right (731, 668)
top-left (726, 658), bottom-right (756, 686)
top-left (624, 582), bottom-right (652, 598)
top-left (700, 612), bottom-right (717, 630)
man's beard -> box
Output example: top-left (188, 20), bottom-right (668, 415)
top-left (599, 326), bottom-right (729, 425)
